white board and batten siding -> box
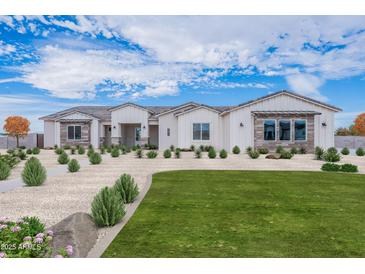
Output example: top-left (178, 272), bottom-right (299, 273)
top-left (158, 113), bottom-right (178, 150)
top-left (44, 120), bottom-right (56, 148)
top-left (226, 93), bottom-right (336, 151)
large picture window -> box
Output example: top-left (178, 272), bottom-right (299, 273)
top-left (264, 120), bottom-right (276, 141)
top-left (279, 120), bottom-right (291, 141)
top-left (295, 120), bottom-right (306, 140)
top-left (67, 125), bottom-right (81, 140)
top-left (193, 123), bottom-right (210, 140)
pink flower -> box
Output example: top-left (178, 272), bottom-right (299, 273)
top-left (34, 237), bottom-right (43, 244)
top-left (0, 217), bottom-right (8, 223)
top-left (35, 233), bottom-right (44, 238)
top-left (11, 226), bottom-right (21, 232)
top-left (47, 230), bottom-right (54, 237)
top-left (0, 252), bottom-right (6, 258)
top-left (0, 224), bottom-right (7, 230)
top-left (54, 255), bottom-right (63, 258)
top-left (23, 236), bottom-right (32, 242)
top-left (66, 245), bottom-right (73, 256)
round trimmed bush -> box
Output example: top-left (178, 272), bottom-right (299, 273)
top-left (163, 149), bottom-right (172, 158)
top-left (323, 150), bottom-right (341, 162)
top-left (280, 150), bottom-right (293, 159)
top-left (327, 147), bottom-right (338, 154)
top-left (113, 174), bottom-right (139, 204)
top-left (77, 146), bottom-right (85, 155)
top-left (57, 152), bottom-right (69, 165)
top-left (55, 148), bottom-right (64, 155)
top-left (219, 149), bottom-right (227, 159)
top-left (89, 152), bottom-right (102, 164)
top-left (111, 147), bottom-right (120, 158)
top-left (232, 145), bottom-right (240, 154)
top-left (208, 147), bottom-right (216, 159)
top-left (341, 147), bottom-right (350, 155)
top-left (321, 162), bottom-right (341, 172)
top-left (249, 150), bottom-right (260, 159)
top-left (356, 147), bottom-right (365, 156)
top-left (68, 159), bottom-right (80, 173)
top-left (32, 147), bottom-right (40, 155)
top-left (195, 149), bottom-right (202, 158)
top-left (26, 148), bottom-right (32, 154)
top-left (91, 187), bottom-right (125, 227)
top-left (22, 157), bottom-right (47, 186)
top-left (146, 150), bottom-right (158, 159)
top-left (0, 161), bottom-right (11, 180)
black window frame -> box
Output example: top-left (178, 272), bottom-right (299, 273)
top-left (294, 120), bottom-right (307, 141)
top-left (279, 120), bottom-right (291, 141)
top-left (264, 120), bottom-right (276, 141)
top-left (67, 125), bottom-right (81, 140)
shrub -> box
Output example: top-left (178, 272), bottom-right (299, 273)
top-left (327, 147), bottom-right (338, 154)
top-left (26, 148), bottom-right (32, 154)
top-left (68, 159), bottom-right (80, 173)
top-left (113, 174), bottom-right (139, 204)
top-left (7, 149), bottom-right (14, 154)
top-left (315, 146), bottom-right (324, 160)
top-left (340, 163), bottom-right (358, 173)
top-left (321, 162), bottom-right (341, 172)
top-left (148, 144), bottom-right (158, 150)
top-left (77, 146), bottom-right (85, 155)
top-left (341, 147), bottom-right (350, 155)
top-left (246, 146), bottom-right (253, 153)
top-left (190, 145), bottom-right (195, 151)
top-left (208, 147), bottom-right (216, 159)
top-left (70, 147), bottom-right (76, 154)
top-left (91, 187), bottom-right (125, 227)
top-left (0, 154), bottom-right (20, 168)
top-left (57, 152), bottom-right (69, 165)
top-left (22, 157), bottom-right (47, 186)
top-left (163, 149), bottom-right (172, 158)
top-left (175, 148), bottom-right (181, 158)
top-left (131, 145), bottom-right (138, 151)
top-left (55, 148), bottom-right (63, 155)
top-left (276, 145), bottom-right (284, 154)
top-left (100, 147), bottom-right (105, 154)
top-left (323, 149), bottom-right (341, 162)
top-left (356, 147), bottom-right (365, 156)
top-left (63, 145), bottom-right (71, 150)
top-left (18, 150), bottom-right (27, 160)
top-left (205, 145), bottom-right (213, 152)
top-left (0, 161), bottom-right (11, 180)
top-left (170, 145), bottom-right (175, 152)
top-left (290, 147), bottom-right (298, 154)
top-left (299, 147), bottom-right (307, 154)
top-left (280, 150), bottom-right (293, 159)
top-left (232, 145), bottom-right (241, 154)
top-left (111, 147), bottom-right (120, 158)
top-left (87, 148), bottom-right (95, 157)
top-left (88, 144), bottom-right (93, 149)
top-left (258, 147), bottom-right (269, 154)
top-left (199, 145), bottom-right (205, 151)
top-left (146, 150), bottom-right (158, 159)
top-left (195, 149), bottom-right (202, 158)
top-left (248, 150), bottom-right (260, 159)
top-left (32, 147), bottom-right (40, 155)
top-left (89, 152), bottom-right (102, 165)
top-left (106, 146), bottom-right (112, 153)
top-left (219, 149), bottom-right (227, 159)
top-left (136, 149), bottom-right (143, 158)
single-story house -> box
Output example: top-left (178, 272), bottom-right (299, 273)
top-left (40, 90), bottom-right (341, 152)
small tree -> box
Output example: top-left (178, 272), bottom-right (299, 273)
top-left (3, 116), bottom-right (30, 148)
top-left (354, 113), bottom-right (365, 136)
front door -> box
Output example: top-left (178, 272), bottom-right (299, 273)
top-left (104, 125), bottom-right (112, 146)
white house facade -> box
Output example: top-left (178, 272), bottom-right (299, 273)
top-left (40, 91), bottom-right (341, 152)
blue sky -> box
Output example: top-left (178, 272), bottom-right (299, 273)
top-left (0, 16), bottom-right (365, 132)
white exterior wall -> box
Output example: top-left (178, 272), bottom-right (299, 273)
top-left (90, 119), bottom-right (100, 148)
top-left (227, 94), bottom-right (336, 151)
top-left (55, 121), bottom-right (60, 147)
top-left (177, 108), bottom-right (222, 149)
top-left (44, 121), bottom-right (56, 148)
top-left (111, 105), bottom-right (149, 139)
top-left (158, 113), bottom-right (178, 150)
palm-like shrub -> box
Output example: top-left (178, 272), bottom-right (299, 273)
top-left (315, 146), bottom-right (324, 160)
top-left (341, 147), bottom-right (350, 155)
top-left (219, 149), bottom-right (227, 159)
top-left (232, 145), bottom-right (241, 154)
top-left (248, 150), bottom-right (260, 159)
top-left (280, 150), bottom-right (293, 159)
top-left (136, 149), bottom-right (143, 158)
top-left (111, 147), bottom-right (120, 157)
top-left (195, 149), bottom-right (202, 158)
top-left (175, 148), bottom-right (181, 158)
top-left (208, 147), bottom-right (216, 159)
top-left (77, 146), bottom-right (85, 155)
top-left (113, 174), bottom-right (139, 203)
top-left (356, 147), bottom-right (365, 156)
top-left (146, 150), bottom-right (158, 159)
top-left (89, 152), bottom-right (102, 164)
top-left (58, 152), bottom-right (69, 165)
top-left (290, 147), bottom-right (298, 154)
top-left (91, 187), bottom-right (125, 227)
top-left (22, 157), bottom-right (47, 186)
top-left (68, 159), bottom-right (80, 173)
top-left (32, 147), bottom-right (40, 155)
top-left (0, 161), bottom-right (11, 180)
top-left (163, 149), bottom-right (172, 158)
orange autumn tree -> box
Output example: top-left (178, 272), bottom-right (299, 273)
top-left (353, 113), bottom-right (365, 136)
top-left (3, 116), bottom-right (30, 148)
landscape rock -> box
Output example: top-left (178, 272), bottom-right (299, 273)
top-left (48, 212), bottom-right (97, 258)
top-left (265, 153), bottom-right (281, 159)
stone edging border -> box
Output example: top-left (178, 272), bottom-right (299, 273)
top-left (86, 173), bottom-right (153, 258)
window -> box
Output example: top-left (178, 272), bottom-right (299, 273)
top-left (279, 120), bottom-right (291, 141)
top-left (193, 123), bottom-right (210, 141)
top-left (295, 120), bottom-right (306, 140)
top-left (264, 120), bottom-right (276, 141)
top-left (167, 128), bottom-right (170, 136)
top-left (135, 127), bottom-right (141, 141)
top-left (67, 125), bottom-right (81, 140)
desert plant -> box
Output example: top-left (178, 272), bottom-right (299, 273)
top-left (170, 145), bottom-right (175, 152)
top-left (55, 148), bottom-right (63, 155)
top-left (290, 147), bottom-right (298, 154)
top-left (100, 147), bottom-right (105, 154)
top-left (323, 149), bottom-right (341, 162)
top-left (91, 187), bottom-right (125, 227)
top-left (32, 147), bottom-right (40, 155)
top-left (89, 152), bottom-right (102, 164)
top-left (280, 150), bottom-right (293, 159)
top-left (258, 147), bottom-right (269, 154)
top-left (190, 145), bottom-right (195, 151)
top-left (199, 145), bottom-right (204, 151)
top-left (146, 150), bottom-right (158, 159)
top-left (63, 145), bottom-right (71, 150)
top-left (246, 146), bottom-right (252, 153)
top-left (22, 157), bottom-right (47, 186)
top-left (0, 154), bottom-right (20, 168)
top-left (0, 161), bottom-right (11, 180)
top-left (163, 149), bottom-right (172, 158)
top-left (321, 162), bottom-right (341, 172)
top-left (204, 145), bottom-right (213, 152)
top-left (276, 145), bottom-right (284, 154)
top-left (232, 145), bottom-right (241, 154)
top-left (340, 163), bottom-right (358, 173)
top-left (18, 150), bottom-right (27, 160)
top-left (299, 147), bottom-right (307, 154)
top-left (106, 146), bottom-right (112, 153)
top-left (195, 149), bottom-right (202, 158)
top-left (175, 148), bottom-right (181, 158)
top-left (70, 147), bottom-right (76, 154)
top-left (248, 150), bottom-right (260, 159)
top-left (88, 144), bottom-right (93, 149)
top-left (356, 147), bottom-right (365, 156)
top-left (113, 173), bottom-right (139, 204)
top-left (341, 147), bottom-right (350, 155)
top-left (68, 159), bottom-right (80, 173)
top-left (219, 149), bottom-right (227, 159)
top-left (136, 149), bottom-right (143, 158)
top-left (57, 152), bottom-right (69, 165)
top-left (26, 148), bottom-right (32, 154)
top-left (327, 147), bottom-right (338, 154)
top-left (315, 146), bottom-right (324, 160)
top-left (111, 147), bottom-right (120, 158)
top-left (87, 148), bottom-right (95, 157)
top-left (77, 146), bottom-right (85, 155)
top-left (208, 147), bottom-right (216, 159)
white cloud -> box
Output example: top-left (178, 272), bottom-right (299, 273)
top-left (0, 40), bottom-right (16, 55)
top-left (285, 74), bottom-right (327, 101)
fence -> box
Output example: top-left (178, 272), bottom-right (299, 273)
top-left (335, 136), bottom-right (365, 149)
top-left (0, 133), bottom-right (44, 149)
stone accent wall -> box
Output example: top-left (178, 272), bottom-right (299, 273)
top-left (254, 113), bottom-right (315, 153)
top-left (60, 122), bottom-right (90, 147)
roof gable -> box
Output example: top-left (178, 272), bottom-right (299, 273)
top-left (174, 105), bottom-right (221, 117)
top-left (108, 102), bottom-right (154, 113)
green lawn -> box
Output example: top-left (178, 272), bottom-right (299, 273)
top-left (102, 170), bottom-right (365, 258)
